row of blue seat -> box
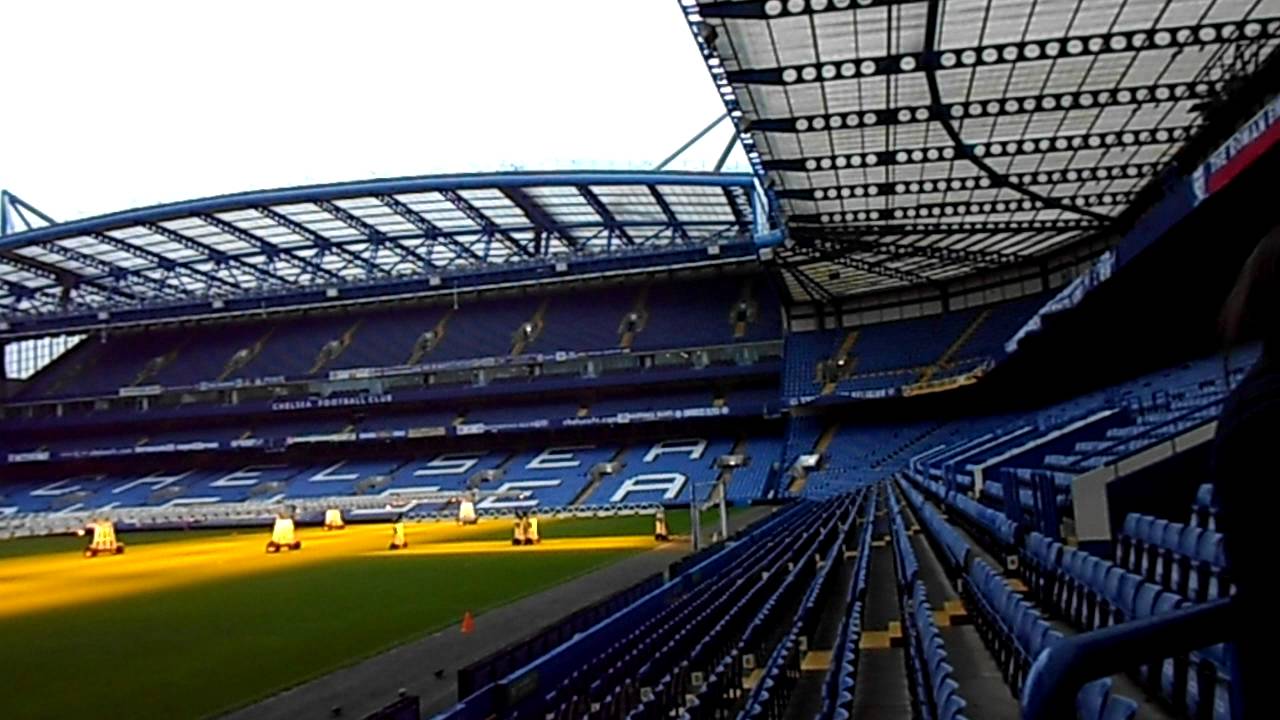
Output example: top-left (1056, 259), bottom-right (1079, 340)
top-left (1021, 533), bottom-right (1232, 720)
top-left (1192, 484), bottom-right (1218, 531)
top-left (540, 500), bottom-right (840, 718)
top-left (900, 480), bottom-right (1141, 720)
top-left (967, 559), bottom-right (1141, 720)
top-left (817, 489), bottom-right (877, 719)
top-left (900, 481), bottom-right (970, 573)
top-left (1117, 513), bottom-right (1229, 603)
top-left (912, 468), bottom-right (1236, 720)
top-left (742, 493), bottom-right (861, 719)
top-left (589, 496), bottom-right (861, 719)
top-left (906, 472), bottom-right (1018, 550)
top-left (887, 489), bottom-right (972, 720)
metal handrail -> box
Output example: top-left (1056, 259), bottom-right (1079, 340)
top-left (1020, 598), bottom-right (1233, 720)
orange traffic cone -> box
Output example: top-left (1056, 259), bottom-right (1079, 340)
top-left (461, 610), bottom-right (475, 635)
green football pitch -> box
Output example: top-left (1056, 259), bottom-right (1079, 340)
top-left (0, 512), bottom-right (727, 719)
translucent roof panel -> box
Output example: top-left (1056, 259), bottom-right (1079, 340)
top-left (0, 172), bottom-right (754, 319)
top-left (685, 0), bottom-right (1280, 300)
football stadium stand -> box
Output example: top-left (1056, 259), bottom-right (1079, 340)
top-left (3, 0), bottom-right (1279, 716)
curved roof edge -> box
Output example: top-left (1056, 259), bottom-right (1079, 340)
top-left (0, 170), bottom-right (762, 332)
top-left (1, 170), bottom-right (754, 250)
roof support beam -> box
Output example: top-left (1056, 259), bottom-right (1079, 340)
top-left (805, 236), bottom-right (1030, 267)
top-left (792, 220), bottom-right (1101, 235)
top-left (789, 191), bottom-right (1133, 227)
top-left (310, 201), bottom-right (420, 276)
top-left (775, 254), bottom-right (838, 303)
top-left (750, 80), bottom-right (1224, 134)
top-left (725, 18), bottom-right (1280, 86)
top-left (647, 186), bottom-right (691, 244)
top-left (438, 190), bottom-right (537, 258)
top-left (376, 194), bottom-right (486, 264)
top-left (575, 186), bottom-right (633, 247)
top-left (500, 187), bottom-right (581, 252)
top-left (920, 0), bottom-right (1111, 224)
top-left (34, 243), bottom-right (184, 299)
top-left (698, 0), bottom-right (922, 20)
top-left (762, 126), bottom-right (1197, 172)
top-left (722, 186), bottom-right (752, 233)
top-left (144, 222), bottom-right (293, 288)
top-left (777, 164), bottom-right (1163, 202)
top-left (236, 209), bottom-right (349, 283)
top-left (789, 244), bottom-right (943, 289)
top-left (0, 249), bottom-right (139, 303)
top-left (89, 232), bottom-right (240, 293)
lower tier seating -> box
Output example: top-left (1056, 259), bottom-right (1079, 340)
top-left (0, 434), bottom-right (784, 518)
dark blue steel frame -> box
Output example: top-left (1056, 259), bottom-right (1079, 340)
top-left (0, 171), bottom-right (761, 338)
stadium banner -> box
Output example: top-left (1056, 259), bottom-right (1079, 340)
top-left (456, 419), bottom-right (552, 435)
top-left (132, 441), bottom-right (219, 454)
top-left (1005, 250), bottom-right (1116, 355)
top-left (6, 450), bottom-right (51, 464)
top-left (788, 386), bottom-right (901, 406)
top-left (560, 405), bottom-right (729, 428)
top-left (1191, 93), bottom-right (1280, 205)
top-left (355, 429), bottom-right (408, 441)
top-left (327, 348), bottom-right (624, 382)
top-left (271, 393), bottom-right (393, 412)
top-left (286, 431), bottom-right (358, 444)
top-left (118, 384), bottom-right (163, 398)
top-left (406, 426), bottom-right (447, 438)
top-left (195, 375), bottom-right (285, 392)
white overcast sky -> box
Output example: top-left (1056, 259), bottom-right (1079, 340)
top-left (1, 1), bottom-right (746, 223)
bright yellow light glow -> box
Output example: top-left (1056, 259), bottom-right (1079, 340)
top-left (0, 521), bottom-right (656, 620)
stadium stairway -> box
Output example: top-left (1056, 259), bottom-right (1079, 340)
top-left (218, 330), bottom-right (273, 381)
top-left (408, 309), bottom-right (455, 364)
top-left (889, 482), bottom-right (1022, 720)
top-left (787, 423), bottom-right (841, 495)
top-left (618, 286), bottom-right (650, 350)
top-left (308, 320), bottom-right (363, 375)
top-left (821, 331), bottom-right (860, 396)
top-left (731, 279), bottom-right (757, 340)
top-left (511, 298), bottom-right (550, 356)
top-left (919, 309), bottom-right (993, 385)
top-left (568, 446), bottom-right (628, 506)
top-left (842, 488), bottom-right (914, 719)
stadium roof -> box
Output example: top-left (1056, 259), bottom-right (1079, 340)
top-left (0, 171), bottom-right (759, 323)
top-left (682, 0), bottom-right (1280, 301)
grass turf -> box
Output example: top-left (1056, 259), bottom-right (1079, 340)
top-left (0, 523), bottom-right (650, 719)
top-left (0, 527), bottom-right (251, 559)
top-left (458, 506), bottom-right (744, 541)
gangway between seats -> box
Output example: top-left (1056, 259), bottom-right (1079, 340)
top-left (217, 330), bottom-right (273, 381)
top-left (919, 308), bottom-right (993, 385)
top-left (617, 286), bottom-right (650, 349)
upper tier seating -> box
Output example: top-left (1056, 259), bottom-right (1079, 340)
top-left (15, 276), bottom-right (780, 401)
top-left (782, 294), bottom-right (1048, 399)
top-left (776, 348), bottom-right (1257, 507)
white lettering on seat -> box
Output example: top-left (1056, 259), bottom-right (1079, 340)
top-left (609, 473), bottom-right (687, 503)
top-left (643, 439), bottom-right (707, 463)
